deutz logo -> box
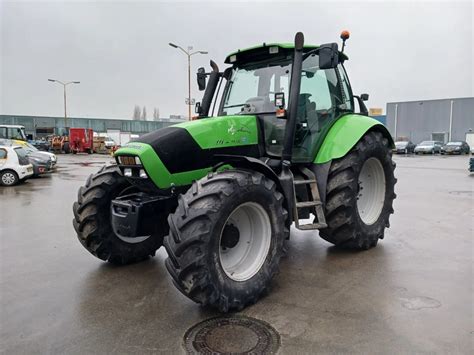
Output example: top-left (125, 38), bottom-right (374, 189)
top-left (228, 124), bottom-right (251, 136)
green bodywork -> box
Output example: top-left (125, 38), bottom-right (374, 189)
top-left (174, 115), bottom-right (259, 148)
top-left (116, 115), bottom-right (259, 189)
top-left (116, 114), bottom-right (391, 189)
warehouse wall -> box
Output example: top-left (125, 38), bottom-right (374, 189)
top-left (0, 115), bottom-right (182, 138)
top-left (386, 98), bottom-right (474, 143)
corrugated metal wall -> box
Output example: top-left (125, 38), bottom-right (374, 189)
top-left (386, 98), bottom-right (474, 143)
top-left (0, 115), bottom-right (183, 138)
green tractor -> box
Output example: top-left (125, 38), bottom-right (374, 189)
top-left (73, 31), bottom-right (396, 312)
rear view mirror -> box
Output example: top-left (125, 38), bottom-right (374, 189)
top-left (319, 43), bottom-right (339, 70)
top-left (361, 93), bottom-right (369, 101)
top-left (197, 67), bottom-right (206, 91)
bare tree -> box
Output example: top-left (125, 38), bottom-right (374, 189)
top-left (141, 106), bottom-right (147, 121)
top-left (133, 105), bottom-right (141, 120)
top-left (153, 107), bottom-right (160, 121)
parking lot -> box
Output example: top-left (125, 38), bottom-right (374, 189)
top-left (0, 153), bottom-right (472, 354)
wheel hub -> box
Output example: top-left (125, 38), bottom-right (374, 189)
top-left (221, 223), bottom-right (240, 249)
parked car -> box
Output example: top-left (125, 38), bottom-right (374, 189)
top-left (441, 141), bottom-right (470, 155)
top-left (29, 139), bottom-right (51, 152)
top-left (1, 139), bottom-right (54, 176)
top-left (11, 140), bottom-right (57, 166)
top-left (97, 133), bottom-right (116, 149)
top-left (0, 145), bottom-right (34, 185)
top-left (414, 141), bottom-right (443, 154)
top-left (394, 140), bottom-right (416, 154)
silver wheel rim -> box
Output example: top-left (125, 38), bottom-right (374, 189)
top-left (2, 172), bottom-right (16, 185)
top-left (219, 202), bottom-right (272, 282)
top-left (357, 158), bottom-right (386, 225)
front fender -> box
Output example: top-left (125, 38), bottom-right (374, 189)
top-left (314, 114), bottom-right (394, 164)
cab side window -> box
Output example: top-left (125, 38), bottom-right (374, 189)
top-left (337, 64), bottom-right (354, 111)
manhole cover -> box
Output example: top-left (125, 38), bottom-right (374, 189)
top-left (184, 315), bottom-right (280, 354)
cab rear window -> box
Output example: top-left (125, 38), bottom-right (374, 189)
top-left (0, 149), bottom-right (6, 159)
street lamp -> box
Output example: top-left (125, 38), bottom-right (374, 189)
top-left (169, 42), bottom-right (208, 120)
top-left (48, 79), bottom-right (80, 134)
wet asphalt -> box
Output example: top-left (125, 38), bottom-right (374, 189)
top-left (0, 153), bottom-right (472, 354)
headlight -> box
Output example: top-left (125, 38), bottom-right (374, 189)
top-left (135, 156), bottom-right (141, 165)
top-left (139, 169), bottom-right (147, 178)
top-left (124, 168), bottom-right (132, 177)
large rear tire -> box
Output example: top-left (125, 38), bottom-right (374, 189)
top-left (164, 170), bottom-right (289, 312)
top-left (319, 131), bottom-right (396, 249)
top-left (73, 165), bottom-right (165, 264)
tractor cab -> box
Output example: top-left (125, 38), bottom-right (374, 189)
top-left (196, 38), bottom-right (360, 164)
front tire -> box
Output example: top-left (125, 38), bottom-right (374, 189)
top-left (320, 131), bottom-right (397, 249)
top-left (164, 170), bottom-right (288, 312)
top-left (73, 165), bottom-right (165, 265)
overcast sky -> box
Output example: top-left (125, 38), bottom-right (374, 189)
top-left (1, 0), bottom-right (472, 119)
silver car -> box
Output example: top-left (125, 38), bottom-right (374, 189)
top-left (414, 141), bottom-right (443, 154)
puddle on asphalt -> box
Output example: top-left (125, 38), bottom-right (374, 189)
top-left (400, 296), bottom-right (441, 310)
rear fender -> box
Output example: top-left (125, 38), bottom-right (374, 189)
top-left (314, 114), bottom-right (394, 164)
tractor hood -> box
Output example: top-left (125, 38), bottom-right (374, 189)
top-left (115, 115), bottom-right (260, 189)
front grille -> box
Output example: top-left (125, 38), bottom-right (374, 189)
top-left (119, 156), bottom-right (136, 165)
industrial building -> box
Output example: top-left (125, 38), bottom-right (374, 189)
top-left (385, 97), bottom-right (474, 144)
top-left (0, 114), bottom-right (184, 139)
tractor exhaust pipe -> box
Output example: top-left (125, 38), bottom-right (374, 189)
top-left (278, 32), bottom-right (305, 224)
top-left (199, 60), bottom-right (220, 118)
top-left (281, 32), bottom-right (304, 163)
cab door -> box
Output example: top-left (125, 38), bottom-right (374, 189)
top-left (291, 56), bottom-right (352, 162)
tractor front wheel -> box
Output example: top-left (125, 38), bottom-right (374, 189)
top-left (320, 131), bottom-right (397, 249)
top-left (164, 170), bottom-right (289, 312)
top-left (73, 165), bottom-right (165, 264)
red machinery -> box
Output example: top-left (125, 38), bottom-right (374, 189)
top-left (69, 128), bottom-right (94, 154)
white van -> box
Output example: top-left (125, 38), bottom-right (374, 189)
top-left (0, 125), bottom-right (27, 141)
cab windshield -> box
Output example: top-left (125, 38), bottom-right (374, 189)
top-left (222, 56), bottom-right (292, 116)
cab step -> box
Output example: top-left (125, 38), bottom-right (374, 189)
top-left (293, 167), bottom-right (327, 230)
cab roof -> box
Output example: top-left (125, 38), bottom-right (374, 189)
top-left (224, 43), bottom-right (348, 64)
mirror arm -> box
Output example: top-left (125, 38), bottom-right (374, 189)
top-left (354, 95), bottom-right (369, 116)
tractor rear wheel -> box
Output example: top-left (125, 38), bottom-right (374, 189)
top-left (320, 131), bottom-right (396, 249)
top-left (73, 165), bottom-right (165, 265)
top-left (164, 170), bottom-right (289, 312)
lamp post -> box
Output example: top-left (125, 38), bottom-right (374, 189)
top-left (168, 43), bottom-right (208, 120)
top-left (48, 79), bottom-right (80, 134)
